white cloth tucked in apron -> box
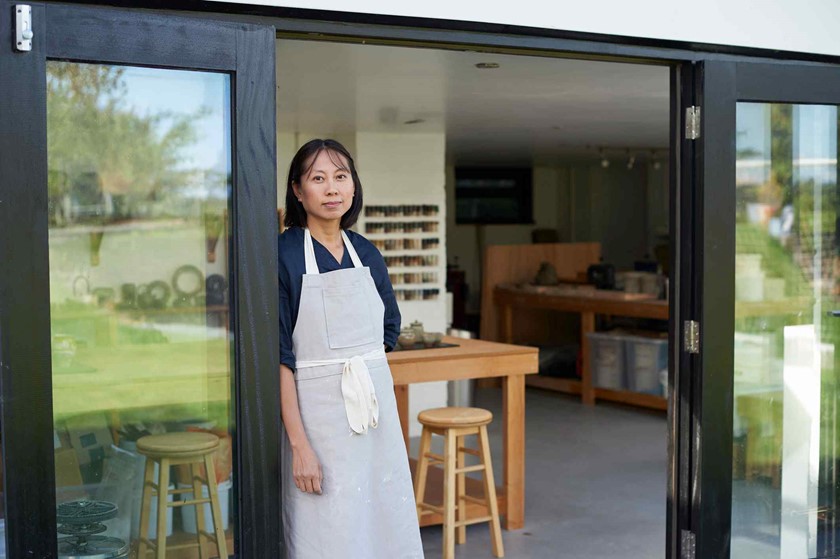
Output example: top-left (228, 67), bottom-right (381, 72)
top-left (281, 228), bottom-right (424, 559)
top-left (296, 348), bottom-right (384, 435)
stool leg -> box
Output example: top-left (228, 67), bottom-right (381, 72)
top-left (478, 426), bottom-right (504, 558)
top-left (414, 426), bottom-right (432, 522)
top-left (443, 429), bottom-right (457, 559)
top-left (155, 458), bottom-right (170, 559)
top-left (191, 463), bottom-right (209, 559)
top-left (137, 458), bottom-right (156, 557)
top-left (205, 454), bottom-right (229, 558)
top-left (456, 433), bottom-right (466, 545)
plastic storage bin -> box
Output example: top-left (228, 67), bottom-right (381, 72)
top-left (587, 331), bottom-right (626, 389)
top-left (625, 335), bottom-right (669, 395)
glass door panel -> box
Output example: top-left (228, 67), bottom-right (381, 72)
top-left (731, 101), bottom-right (840, 558)
top-left (47, 62), bottom-right (234, 556)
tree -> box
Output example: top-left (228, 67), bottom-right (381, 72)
top-left (47, 63), bottom-right (210, 225)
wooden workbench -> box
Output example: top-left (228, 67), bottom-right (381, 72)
top-left (387, 336), bottom-right (539, 530)
top-left (494, 285), bottom-right (669, 411)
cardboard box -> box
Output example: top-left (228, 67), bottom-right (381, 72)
top-left (54, 448), bottom-right (83, 488)
top-left (64, 413), bottom-right (113, 466)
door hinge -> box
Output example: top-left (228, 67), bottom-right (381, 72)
top-left (684, 320), bottom-right (700, 354)
top-left (15, 5), bottom-right (34, 52)
top-left (681, 529), bottom-right (696, 559)
top-left (685, 106), bottom-right (701, 140)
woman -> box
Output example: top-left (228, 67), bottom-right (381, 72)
top-left (279, 139), bottom-right (424, 558)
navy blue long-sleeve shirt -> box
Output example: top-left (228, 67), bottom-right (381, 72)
top-left (278, 227), bottom-right (401, 372)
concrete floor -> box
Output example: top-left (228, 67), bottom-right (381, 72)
top-left (415, 386), bottom-right (667, 559)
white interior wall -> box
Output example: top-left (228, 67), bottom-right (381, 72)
top-left (354, 132), bottom-right (448, 437)
top-left (216, 0), bottom-right (840, 58)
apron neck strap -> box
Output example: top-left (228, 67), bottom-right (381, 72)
top-left (340, 230), bottom-right (364, 268)
top-left (303, 228), bottom-right (319, 275)
top-left (303, 228), bottom-right (364, 275)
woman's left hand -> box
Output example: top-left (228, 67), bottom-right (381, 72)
top-left (292, 442), bottom-right (323, 495)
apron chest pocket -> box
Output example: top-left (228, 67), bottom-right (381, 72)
top-left (322, 283), bottom-right (377, 349)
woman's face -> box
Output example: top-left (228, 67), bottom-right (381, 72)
top-left (293, 149), bottom-right (355, 227)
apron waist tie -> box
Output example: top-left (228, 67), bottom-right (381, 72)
top-left (296, 349), bottom-right (385, 434)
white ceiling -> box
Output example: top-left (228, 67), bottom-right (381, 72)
top-left (276, 40), bottom-right (670, 165)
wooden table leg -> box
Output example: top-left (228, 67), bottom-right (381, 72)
top-left (499, 303), bottom-right (514, 344)
top-left (502, 373), bottom-right (525, 530)
top-left (580, 311), bottom-right (596, 405)
top-left (394, 384), bottom-right (410, 455)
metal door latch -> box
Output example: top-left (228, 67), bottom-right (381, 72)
top-left (15, 5), bottom-right (33, 52)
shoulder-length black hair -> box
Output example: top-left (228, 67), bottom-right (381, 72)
top-left (284, 139), bottom-right (364, 230)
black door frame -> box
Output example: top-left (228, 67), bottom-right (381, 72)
top-left (3, 2), bottom-right (840, 558)
top-left (0, 3), bottom-right (279, 558)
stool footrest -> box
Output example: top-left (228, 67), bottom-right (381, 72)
top-left (463, 494), bottom-right (488, 506)
top-left (455, 464), bottom-right (486, 474)
top-left (423, 452), bottom-right (444, 464)
top-left (169, 497), bottom-right (212, 508)
top-left (158, 541), bottom-right (205, 551)
top-left (418, 502), bottom-right (445, 514)
top-left (169, 487), bottom-right (203, 496)
top-left (458, 447), bottom-right (481, 457)
top-left (199, 529), bottom-right (221, 541)
top-left (454, 515), bottom-right (493, 528)
top-left (138, 537), bottom-right (158, 551)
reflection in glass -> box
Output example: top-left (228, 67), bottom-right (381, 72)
top-left (732, 102), bottom-right (840, 558)
top-left (47, 62), bottom-right (234, 557)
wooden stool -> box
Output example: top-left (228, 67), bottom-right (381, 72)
top-left (414, 407), bottom-right (504, 559)
top-left (136, 432), bottom-right (229, 559)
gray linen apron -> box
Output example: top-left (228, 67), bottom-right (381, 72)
top-left (281, 228), bottom-right (424, 559)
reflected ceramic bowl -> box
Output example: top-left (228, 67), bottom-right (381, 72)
top-left (422, 332), bottom-right (443, 347)
top-left (397, 331), bottom-right (417, 348)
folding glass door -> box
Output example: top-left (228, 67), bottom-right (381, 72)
top-left (0, 3), bottom-right (280, 557)
top-left (693, 61), bottom-right (840, 559)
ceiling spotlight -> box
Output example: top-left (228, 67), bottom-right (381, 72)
top-left (475, 62), bottom-right (500, 69)
top-left (651, 149), bottom-right (661, 171)
top-left (599, 149), bottom-right (610, 168)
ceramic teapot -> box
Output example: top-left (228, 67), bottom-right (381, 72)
top-left (409, 320), bottom-right (425, 339)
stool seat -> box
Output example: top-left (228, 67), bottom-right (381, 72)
top-left (137, 432), bottom-right (219, 456)
top-left (418, 407), bottom-right (492, 429)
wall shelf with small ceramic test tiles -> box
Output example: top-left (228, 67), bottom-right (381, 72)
top-left (361, 204), bottom-right (444, 302)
